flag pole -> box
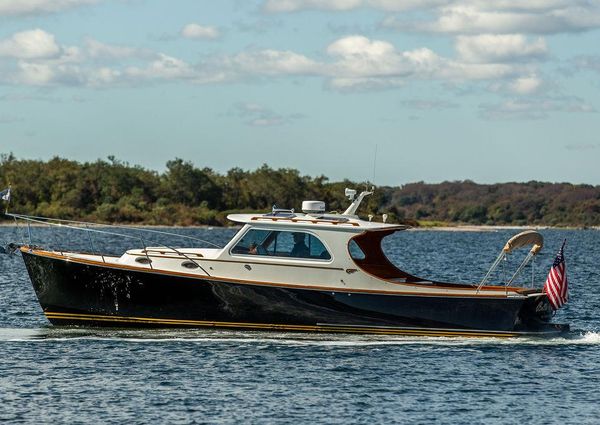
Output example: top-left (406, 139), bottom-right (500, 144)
top-left (4, 184), bottom-right (10, 215)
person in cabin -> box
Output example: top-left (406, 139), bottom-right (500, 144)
top-left (290, 233), bottom-right (309, 258)
top-left (248, 242), bottom-right (258, 255)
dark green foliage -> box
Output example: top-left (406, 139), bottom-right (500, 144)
top-left (384, 180), bottom-right (600, 226)
top-left (160, 159), bottom-right (221, 209)
top-left (1, 154), bottom-right (599, 226)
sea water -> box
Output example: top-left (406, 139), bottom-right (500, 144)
top-left (0, 226), bottom-right (599, 424)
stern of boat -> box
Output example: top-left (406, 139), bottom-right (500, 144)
top-left (515, 291), bottom-right (569, 334)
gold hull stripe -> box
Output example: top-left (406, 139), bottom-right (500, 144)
top-left (44, 311), bottom-right (517, 338)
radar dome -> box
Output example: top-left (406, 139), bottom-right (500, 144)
top-left (302, 201), bottom-right (325, 214)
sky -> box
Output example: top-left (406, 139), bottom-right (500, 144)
top-left (0, 0), bottom-right (599, 186)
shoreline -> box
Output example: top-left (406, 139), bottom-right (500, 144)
top-left (0, 221), bottom-right (596, 231)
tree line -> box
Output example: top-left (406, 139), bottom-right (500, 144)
top-left (1, 154), bottom-right (598, 226)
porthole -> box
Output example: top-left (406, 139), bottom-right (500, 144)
top-left (181, 261), bottom-right (199, 269)
top-left (135, 256), bottom-right (152, 264)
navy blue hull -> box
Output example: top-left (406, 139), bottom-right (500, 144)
top-left (21, 251), bottom-right (567, 336)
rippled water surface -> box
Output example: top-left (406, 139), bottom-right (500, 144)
top-left (1, 226), bottom-right (599, 424)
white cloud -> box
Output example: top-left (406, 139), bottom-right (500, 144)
top-left (573, 55), bottom-right (600, 74)
top-left (233, 102), bottom-right (304, 126)
top-left (382, 2), bottom-right (600, 35)
top-left (237, 102), bottom-right (264, 113)
top-left (479, 96), bottom-right (596, 120)
top-left (263, 0), bottom-right (449, 12)
top-left (0, 30), bottom-right (561, 104)
top-left (0, 0), bottom-right (97, 16)
top-left (440, 61), bottom-right (518, 81)
top-left (401, 99), bottom-right (459, 110)
top-left (327, 35), bottom-right (395, 57)
top-left (486, 74), bottom-right (547, 94)
top-left (231, 49), bottom-right (320, 75)
top-left (0, 29), bottom-right (60, 59)
top-left (261, 0), bottom-right (600, 36)
top-left (367, 0), bottom-right (449, 11)
top-left (85, 38), bottom-right (151, 60)
top-left (17, 32), bottom-right (524, 90)
top-left (323, 35), bottom-right (522, 89)
top-left (565, 143), bottom-right (600, 151)
top-left (126, 54), bottom-right (195, 81)
top-left (16, 61), bottom-right (56, 85)
top-left (328, 76), bottom-right (405, 91)
top-left (508, 75), bottom-right (543, 94)
top-left (260, 0), bottom-right (600, 36)
top-left (325, 35), bottom-right (442, 85)
top-left (455, 34), bottom-right (547, 63)
top-left (87, 67), bottom-right (122, 86)
top-left (263, 0), bottom-right (362, 13)
top-left (181, 23), bottom-right (220, 40)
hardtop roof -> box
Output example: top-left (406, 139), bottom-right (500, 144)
top-left (227, 213), bottom-right (409, 232)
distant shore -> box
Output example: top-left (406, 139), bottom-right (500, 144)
top-left (0, 221), bottom-right (596, 231)
top-left (408, 225), bottom-right (591, 232)
top-left (3, 155), bottom-right (600, 228)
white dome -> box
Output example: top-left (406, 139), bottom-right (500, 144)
top-left (302, 201), bottom-right (325, 214)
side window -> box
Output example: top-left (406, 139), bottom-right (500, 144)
top-left (270, 231), bottom-right (294, 256)
top-left (307, 234), bottom-right (331, 260)
top-left (270, 231), bottom-right (331, 260)
top-left (232, 229), bottom-right (331, 260)
top-left (231, 229), bottom-right (271, 255)
top-left (349, 240), bottom-right (365, 260)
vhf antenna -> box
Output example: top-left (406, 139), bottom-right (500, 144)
top-left (372, 144), bottom-right (378, 185)
top-left (368, 144), bottom-right (378, 192)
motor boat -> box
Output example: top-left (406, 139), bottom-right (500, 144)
top-left (8, 188), bottom-right (568, 337)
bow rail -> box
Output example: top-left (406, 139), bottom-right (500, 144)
top-left (5, 213), bottom-right (219, 276)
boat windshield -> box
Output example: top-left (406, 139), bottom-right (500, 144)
top-left (231, 229), bottom-right (331, 260)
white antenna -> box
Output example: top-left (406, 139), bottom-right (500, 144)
top-left (372, 144), bottom-right (378, 185)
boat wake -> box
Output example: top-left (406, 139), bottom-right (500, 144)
top-left (0, 327), bottom-right (599, 346)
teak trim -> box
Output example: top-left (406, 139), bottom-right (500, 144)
top-left (250, 216), bottom-right (359, 226)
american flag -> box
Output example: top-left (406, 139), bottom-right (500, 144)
top-left (0, 187), bottom-right (9, 201)
top-left (543, 240), bottom-right (568, 310)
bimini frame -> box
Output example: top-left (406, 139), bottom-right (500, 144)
top-left (477, 230), bottom-right (543, 293)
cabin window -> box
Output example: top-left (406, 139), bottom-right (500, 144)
top-left (231, 229), bottom-right (331, 260)
top-left (349, 240), bottom-right (365, 260)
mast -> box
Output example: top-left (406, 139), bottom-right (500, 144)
top-left (342, 187), bottom-right (373, 217)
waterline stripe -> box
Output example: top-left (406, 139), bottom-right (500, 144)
top-left (44, 311), bottom-right (518, 338)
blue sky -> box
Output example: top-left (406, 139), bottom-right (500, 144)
top-left (0, 0), bottom-right (599, 185)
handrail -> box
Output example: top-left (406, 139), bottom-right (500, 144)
top-left (250, 216), bottom-right (359, 226)
top-left (6, 213), bottom-right (221, 248)
top-left (8, 213), bottom-right (212, 276)
top-left (8, 213), bottom-right (155, 242)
